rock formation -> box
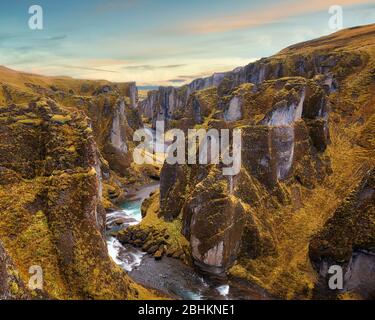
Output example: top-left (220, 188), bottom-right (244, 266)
top-left (0, 68), bottom-right (155, 299)
top-left (1, 23), bottom-right (374, 300)
top-left (309, 169), bottom-right (375, 299)
top-left (136, 24), bottom-right (375, 299)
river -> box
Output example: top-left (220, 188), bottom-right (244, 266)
top-left (106, 183), bottom-right (268, 300)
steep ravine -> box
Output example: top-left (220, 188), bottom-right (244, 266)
top-left (1, 24), bottom-right (374, 300)
top-left (0, 69), bottom-right (157, 299)
top-left (132, 24), bottom-right (375, 300)
top-left (106, 184), bottom-right (270, 300)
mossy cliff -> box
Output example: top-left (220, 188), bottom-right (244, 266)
top-left (309, 169), bottom-right (375, 299)
top-left (0, 241), bottom-right (29, 299)
top-left (0, 75), bottom-right (160, 299)
top-left (0, 66), bottom-right (157, 207)
top-left (136, 24), bottom-right (375, 299)
top-left (1, 24), bottom-right (374, 300)
top-left (0, 99), bottom-right (131, 299)
top-left (117, 190), bottom-right (191, 264)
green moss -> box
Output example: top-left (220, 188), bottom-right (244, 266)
top-left (51, 114), bottom-right (72, 124)
top-left (9, 281), bottom-right (20, 296)
top-left (17, 119), bottom-right (43, 126)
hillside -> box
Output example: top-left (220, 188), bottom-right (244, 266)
top-left (129, 24), bottom-right (375, 299)
top-left (0, 24), bottom-right (374, 300)
top-left (0, 67), bottom-right (158, 299)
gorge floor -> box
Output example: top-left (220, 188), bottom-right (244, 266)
top-left (106, 184), bottom-right (269, 300)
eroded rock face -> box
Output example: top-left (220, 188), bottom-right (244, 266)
top-left (0, 99), bottom-right (131, 299)
top-left (309, 169), bottom-right (375, 299)
top-left (0, 242), bottom-right (29, 299)
top-left (138, 45), bottom-right (362, 127)
top-left (258, 88), bottom-right (306, 182)
top-left (155, 76), bottom-right (333, 276)
top-left (128, 82), bottom-right (138, 108)
top-left (177, 167), bottom-right (247, 274)
top-left (110, 100), bottom-right (128, 154)
top-left (224, 96), bottom-right (242, 122)
top-left (344, 251), bottom-right (375, 299)
top-left (261, 89), bottom-right (305, 126)
top-left (313, 251), bottom-right (375, 300)
top-left (14, 78), bottom-right (141, 180)
top-left (139, 87), bottom-right (185, 128)
top-left (139, 73), bottom-right (230, 127)
top-left (83, 95), bottom-right (137, 177)
top-left (160, 163), bottom-right (187, 221)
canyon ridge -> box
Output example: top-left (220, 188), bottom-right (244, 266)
top-left (0, 24), bottom-right (374, 300)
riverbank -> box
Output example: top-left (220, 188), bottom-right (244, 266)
top-left (129, 252), bottom-right (270, 300)
top-left (106, 183), bottom-right (270, 300)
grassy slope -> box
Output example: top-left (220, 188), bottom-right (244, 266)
top-left (0, 67), bottom-right (162, 299)
top-left (135, 24), bottom-right (375, 299)
top-left (229, 24), bottom-right (375, 299)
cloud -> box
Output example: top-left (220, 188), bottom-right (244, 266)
top-left (59, 64), bottom-right (119, 73)
top-left (76, 58), bottom-right (130, 67)
top-left (177, 0), bottom-right (373, 34)
top-left (46, 35), bottom-right (67, 41)
top-left (122, 64), bottom-right (186, 70)
top-left (0, 33), bottom-right (68, 52)
top-left (0, 33), bottom-right (67, 43)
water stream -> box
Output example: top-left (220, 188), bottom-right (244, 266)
top-left (106, 126), bottom-right (266, 300)
top-left (106, 184), bottom-right (267, 300)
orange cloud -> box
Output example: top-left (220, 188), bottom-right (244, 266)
top-left (179, 0), bottom-right (372, 34)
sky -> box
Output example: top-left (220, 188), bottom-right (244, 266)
top-left (0, 0), bottom-right (374, 87)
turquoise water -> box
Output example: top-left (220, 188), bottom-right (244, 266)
top-left (106, 199), bottom-right (145, 271)
top-left (106, 184), bottom-right (159, 271)
top-left (120, 200), bottom-right (143, 222)
top-left (106, 183), bottom-right (257, 300)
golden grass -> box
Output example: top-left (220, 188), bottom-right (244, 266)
top-left (230, 119), bottom-right (374, 298)
top-left (141, 191), bottom-right (190, 251)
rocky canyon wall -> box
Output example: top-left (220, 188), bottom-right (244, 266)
top-left (136, 24), bottom-right (375, 299)
top-left (0, 70), bottom-right (150, 299)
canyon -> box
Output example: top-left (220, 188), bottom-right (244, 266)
top-left (0, 24), bottom-right (374, 300)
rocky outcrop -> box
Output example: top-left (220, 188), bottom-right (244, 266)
top-left (137, 24), bottom-right (375, 299)
top-left (224, 96), bottom-right (242, 122)
top-left (0, 242), bottom-right (29, 299)
top-left (67, 92), bottom-right (139, 177)
top-left (140, 86), bottom-right (185, 128)
top-left (182, 168), bottom-right (246, 275)
top-left (0, 98), bottom-right (133, 299)
top-left (128, 82), bottom-right (138, 108)
top-left (154, 76), bottom-right (332, 274)
top-left (0, 68), bottom-right (142, 182)
top-left (138, 41), bottom-right (356, 127)
top-left (110, 100), bottom-right (128, 154)
top-left (117, 190), bottom-right (191, 264)
top-left (309, 169), bottom-right (375, 299)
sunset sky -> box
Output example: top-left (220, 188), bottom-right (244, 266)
top-left (0, 0), bottom-right (374, 87)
